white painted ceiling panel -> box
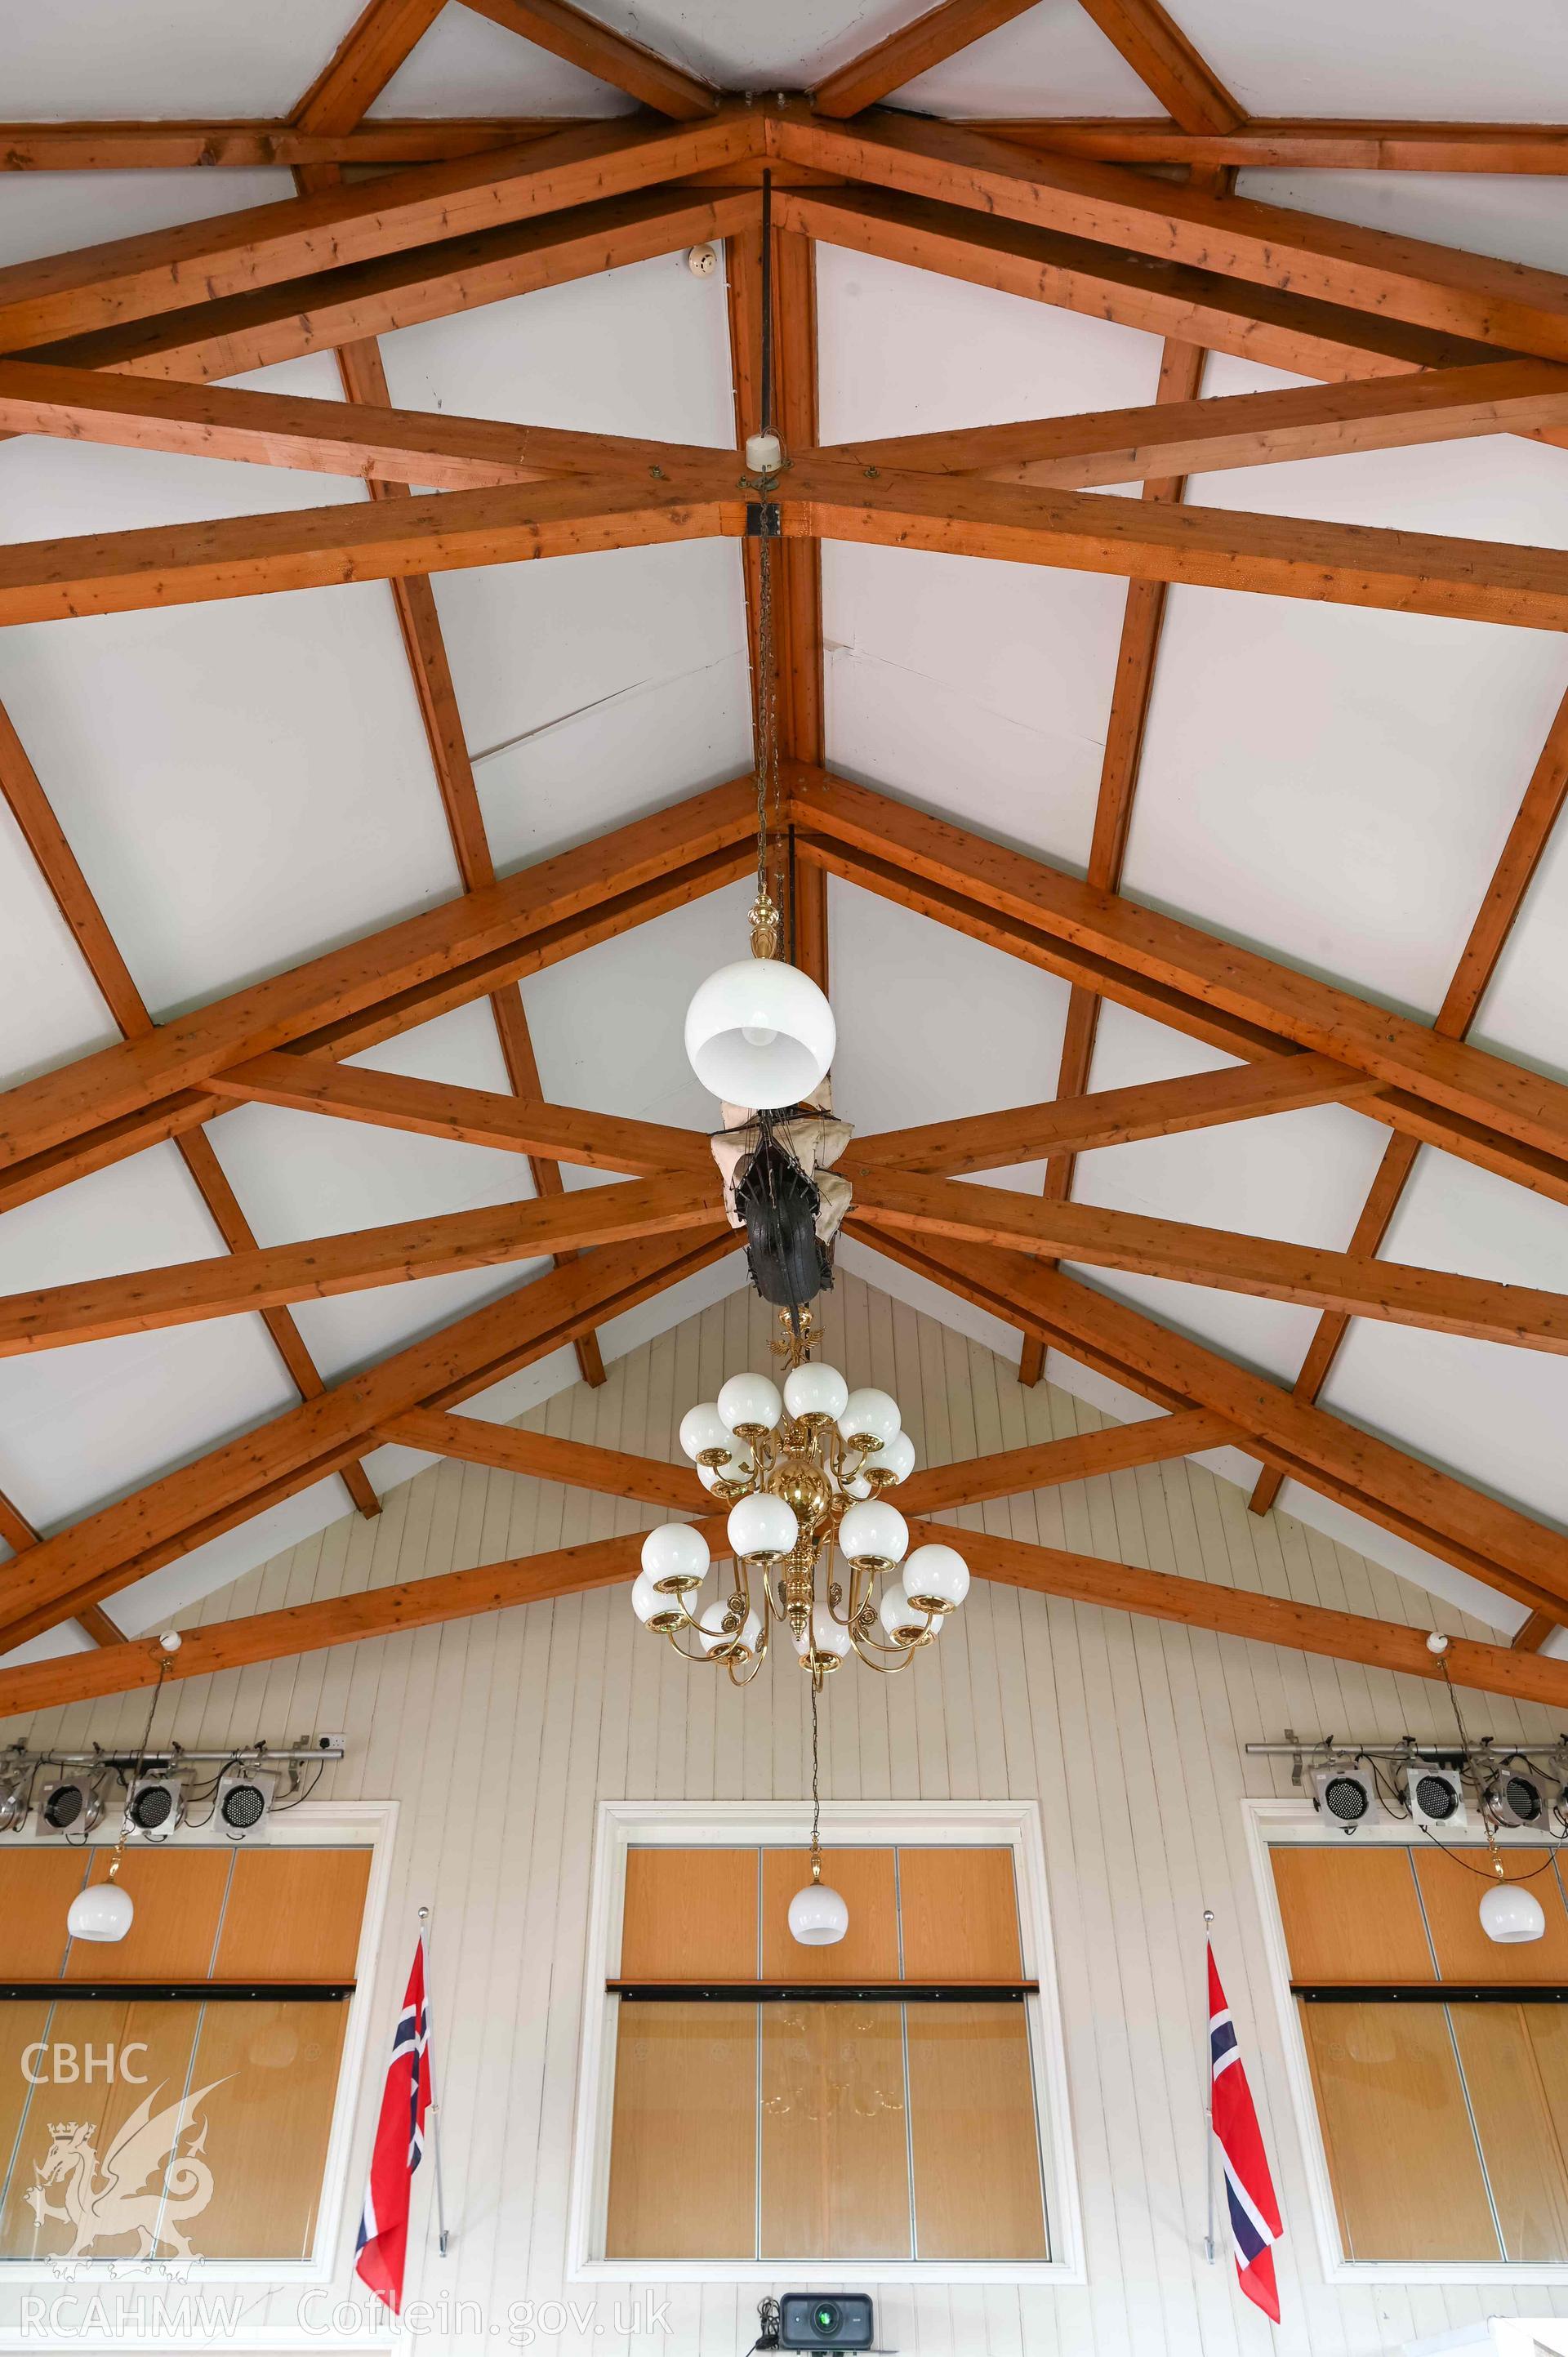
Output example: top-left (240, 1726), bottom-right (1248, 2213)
top-left (370, 5), bottom-right (635, 116)
top-left (6, 1), bottom-right (363, 120)
top-left (521, 0), bottom-right (924, 92)
top-left (1062, 1261), bottom-right (1323, 1388)
top-left (0, 798), bottom-right (118, 1089)
top-left (0, 169), bottom-right (295, 270)
top-left (1235, 172), bottom-right (1568, 277)
top-left (1470, 823), bottom-right (1568, 1080)
top-left (1176, 0), bottom-right (1568, 123)
top-left (890, 0), bottom-right (1156, 116)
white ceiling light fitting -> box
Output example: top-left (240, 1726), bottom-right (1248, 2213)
top-left (684, 167), bottom-right (834, 1120)
top-left (63, 1633), bottom-right (180, 1946)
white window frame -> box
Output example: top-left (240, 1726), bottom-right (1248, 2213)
top-left (0, 1798), bottom-right (398, 2292)
top-left (1244, 1793), bottom-right (1568, 2286)
top-left (568, 1798), bottom-right (1084, 2287)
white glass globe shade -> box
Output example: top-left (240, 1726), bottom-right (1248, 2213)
top-left (632, 1570), bottom-right (674, 1625)
top-left (1480, 1880), bottom-right (1547, 1944)
top-left (640, 1523), bottom-right (710, 1590)
top-left (840, 1470), bottom-right (873, 1501)
top-left (732, 1606), bottom-right (764, 1659)
top-left (782, 1362), bottom-right (849, 1424)
top-left (877, 1431), bottom-right (916, 1486)
top-left (794, 1603), bottom-right (851, 1661)
top-left (904, 1544), bottom-right (970, 1608)
top-left (839, 1500), bottom-right (909, 1568)
top-left (717, 1372), bottom-right (782, 1435)
top-left (679, 1402), bottom-right (730, 1462)
top-left (698, 1459), bottom-right (743, 1493)
top-left (880, 1587), bottom-right (935, 1645)
top-left (728, 1490), bottom-right (798, 1563)
top-left (685, 959), bottom-right (835, 1112)
top-left (67, 1879), bottom-right (134, 1944)
top-left (838, 1388), bottom-right (901, 1450)
top-left (789, 1879), bottom-right (849, 1946)
top-left (696, 1602), bottom-right (740, 1655)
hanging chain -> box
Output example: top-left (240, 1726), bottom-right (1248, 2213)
top-left (746, 165), bottom-right (785, 960)
top-left (105, 1655), bottom-right (172, 1882)
top-left (808, 1669), bottom-right (823, 1884)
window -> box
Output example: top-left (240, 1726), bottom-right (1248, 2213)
top-left (572, 1803), bottom-right (1078, 2282)
top-left (0, 1842), bottom-right (373, 2270)
top-left (1265, 1838), bottom-right (1568, 2269)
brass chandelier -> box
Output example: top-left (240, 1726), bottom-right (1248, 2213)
top-left (630, 1308), bottom-right (969, 1686)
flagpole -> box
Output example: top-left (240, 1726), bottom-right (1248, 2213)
top-left (1202, 1907), bottom-right (1217, 2266)
top-left (418, 1906), bottom-right (452, 2258)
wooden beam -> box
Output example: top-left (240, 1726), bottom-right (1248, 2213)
top-left (1070, 0), bottom-right (1240, 134)
top-left (898, 1408), bottom-right (1233, 1513)
top-left (0, 359), bottom-right (707, 488)
top-left (0, 698), bottom-right (381, 1522)
top-left (0, 1227), bottom-right (739, 1652)
top-left (458, 0), bottom-right (717, 118)
top-left (851, 1166), bottom-right (1568, 1356)
top-left (0, 782), bottom-right (756, 1214)
top-left (0, 112), bottom-right (754, 352)
top-left (38, 187), bottom-right (760, 387)
top-left (1513, 1611), bottom-right (1557, 1653)
top-left (853, 1054), bottom-right (1375, 1177)
top-left (0, 1519), bottom-right (731, 1726)
top-left (0, 122), bottom-right (560, 170)
top-left (1249, 680), bottom-right (1568, 1517)
top-left (0, 461), bottom-right (739, 628)
top-left (381, 1407), bottom-right (707, 1509)
top-left (974, 119), bottom-right (1568, 175)
top-left (903, 1518), bottom-right (1568, 1714)
top-left (811, 0), bottom-right (1040, 118)
top-left (0, 1176), bottom-right (721, 1356)
top-left (852, 1224), bottom-right (1568, 1620)
top-left (791, 456), bottom-right (1568, 633)
top-left (74, 1602), bottom-right (127, 1646)
top-left (770, 109), bottom-right (1568, 365)
top-left (787, 772), bottom-right (1568, 1193)
top-left (773, 183), bottom-right (1503, 385)
top-left (5, 1494), bottom-right (1565, 1729)
top-left (292, 0), bottom-right (449, 135)
top-left (206, 1051), bottom-right (713, 1173)
top-left (825, 359), bottom-right (1568, 490)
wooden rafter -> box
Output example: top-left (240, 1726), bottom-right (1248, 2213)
top-left (0, 779), bottom-right (757, 1214)
top-left (0, 1176), bottom-right (721, 1355)
top-left (38, 188), bottom-right (760, 388)
top-left (769, 110), bottom-right (1568, 364)
top-left (381, 1409), bottom-right (708, 1509)
top-left (849, 1166), bottom-right (1568, 1357)
top-left (811, 1), bottom-right (1041, 119)
top-left (205, 1053), bottom-right (713, 1172)
top-left (787, 771), bottom-right (1568, 1206)
top-left (0, 112), bottom-right (754, 353)
top-left (853, 1054), bottom-right (1376, 1174)
top-left (0, 701), bottom-right (382, 1522)
top-left (1070, 0), bottom-right (1240, 135)
top-left (0, 359), bottom-right (709, 488)
top-left (851, 1224), bottom-right (1568, 1623)
top-left (1248, 682), bottom-right (1568, 1524)
top-left (4, 1490), bottom-right (1567, 1729)
top-left (458, 0), bottom-right (718, 119)
top-left (0, 1228), bottom-right (739, 1654)
top-left (292, 0), bottom-right (449, 135)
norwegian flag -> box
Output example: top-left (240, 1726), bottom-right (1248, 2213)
top-left (1209, 1942), bottom-right (1283, 2324)
top-left (354, 1931), bottom-right (434, 2315)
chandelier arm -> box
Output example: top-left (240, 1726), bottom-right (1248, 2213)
top-left (847, 1628), bottom-right (917, 1674)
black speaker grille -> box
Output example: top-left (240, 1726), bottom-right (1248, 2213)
top-left (220, 1782), bottom-right (266, 1830)
top-left (1414, 1771), bottom-right (1459, 1820)
top-left (1324, 1774), bottom-right (1368, 1822)
top-left (130, 1784), bottom-right (174, 1829)
top-left (1505, 1773), bottom-right (1543, 1823)
top-left (43, 1784), bottom-right (82, 1829)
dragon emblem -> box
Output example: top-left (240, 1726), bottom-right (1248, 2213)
top-left (25, 2080), bottom-right (229, 2259)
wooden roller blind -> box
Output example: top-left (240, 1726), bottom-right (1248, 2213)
top-left (1450, 2004), bottom-right (1568, 2262)
top-left (1272, 1847), bottom-right (1434, 1981)
top-left (0, 1853), bottom-right (89, 1979)
top-left (760, 2003), bottom-right (911, 2258)
top-left (620, 1849), bottom-right (758, 1981)
top-left (64, 1849), bottom-right (231, 1981)
top-left (604, 2003), bottom-right (756, 2259)
top-left (906, 2005), bottom-right (1048, 2261)
top-left (212, 1848), bottom-right (370, 1981)
top-left (899, 1848), bottom-right (1022, 1981)
top-left (760, 1849), bottom-right (898, 1982)
top-left (1413, 1848), bottom-right (1568, 1982)
top-left (184, 2000), bottom-right (350, 2260)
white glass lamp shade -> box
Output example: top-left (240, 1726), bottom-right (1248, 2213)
top-left (903, 1544), bottom-right (970, 1610)
top-left (782, 1362), bottom-right (849, 1425)
top-left (840, 1470), bottom-right (873, 1501)
top-left (632, 1570), bottom-right (684, 1629)
top-left (679, 1402), bottom-right (730, 1463)
top-left (877, 1431), bottom-right (916, 1486)
top-left (728, 1490), bottom-right (798, 1564)
top-left (1480, 1880), bottom-right (1547, 1944)
top-left (789, 1879), bottom-right (849, 1946)
top-left (794, 1603), bottom-right (851, 1662)
top-left (880, 1586), bottom-right (935, 1646)
top-left (695, 1602), bottom-right (741, 1655)
top-left (697, 1457), bottom-right (749, 1493)
top-left (640, 1523), bottom-right (710, 1592)
top-left (731, 1606), bottom-right (764, 1660)
top-left (67, 1878), bottom-right (134, 1944)
top-left (838, 1500), bottom-right (909, 1570)
top-left (685, 959), bottom-right (835, 1112)
top-left (838, 1388), bottom-right (901, 1450)
top-left (717, 1372), bottom-right (782, 1437)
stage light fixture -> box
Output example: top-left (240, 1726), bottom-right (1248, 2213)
top-left (216, 1765), bottom-right (278, 1838)
top-left (0, 1771), bottom-right (30, 1832)
top-left (123, 1771), bottom-right (185, 1842)
top-left (1309, 1761), bottom-right (1376, 1832)
top-left (34, 1776), bottom-right (103, 1840)
top-left (1396, 1759), bottom-right (1466, 1832)
top-left (1481, 1758), bottom-right (1552, 1829)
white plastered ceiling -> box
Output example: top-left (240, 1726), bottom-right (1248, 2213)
top-left (3, 3), bottom-right (1568, 1661)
